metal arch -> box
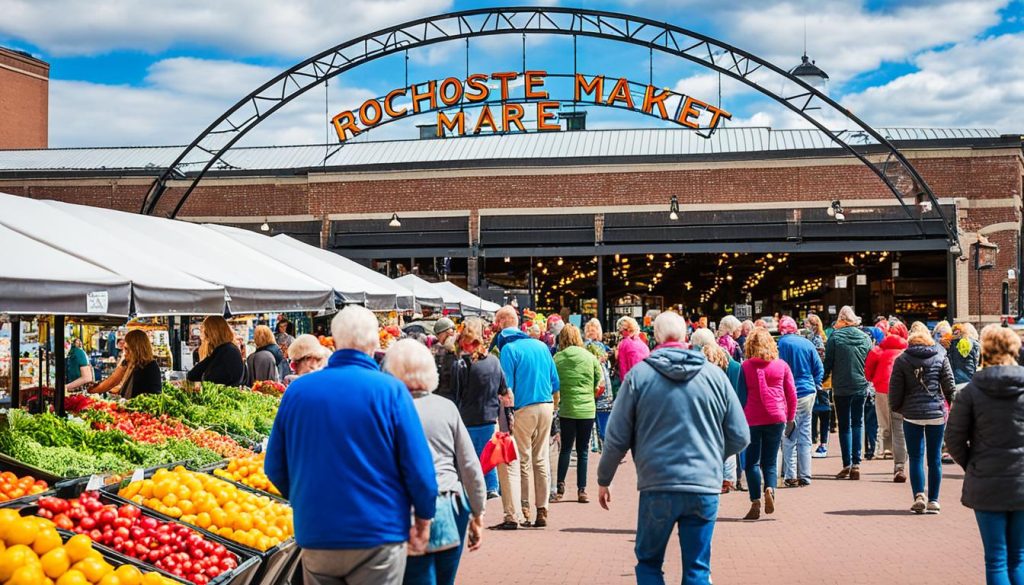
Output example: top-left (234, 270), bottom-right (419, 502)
top-left (141, 6), bottom-right (959, 249)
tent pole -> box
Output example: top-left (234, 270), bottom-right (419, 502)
top-left (9, 316), bottom-right (19, 409)
top-left (168, 316), bottom-right (180, 371)
top-left (54, 315), bottom-right (66, 417)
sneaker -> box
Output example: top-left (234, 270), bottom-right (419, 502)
top-left (894, 468), bottom-right (907, 483)
top-left (911, 494), bottom-right (927, 514)
top-left (883, 450), bottom-right (893, 460)
top-left (735, 478), bottom-right (747, 492)
top-left (926, 501), bottom-right (941, 514)
top-left (486, 491), bottom-right (500, 500)
top-left (578, 489), bottom-right (589, 504)
top-left (813, 445), bottom-right (828, 459)
top-left (942, 453), bottom-right (955, 465)
top-left (798, 478), bottom-right (812, 487)
top-left (533, 507), bottom-right (548, 528)
top-left (784, 479), bottom-right (801, 488)
top-left (865, 452), bottom-right (875, 461)
top-left (850, 466), bottom-right (861, 481)
top-left (836, 467), bottom-right (852, 479)
top-left (553, 482), bottom-right (565, 502)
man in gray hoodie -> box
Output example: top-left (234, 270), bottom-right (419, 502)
top-left (598, 312), bottom-right (749, 585)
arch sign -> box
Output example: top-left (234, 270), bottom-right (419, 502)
top-left (331, 71), bottom-right (732, 141)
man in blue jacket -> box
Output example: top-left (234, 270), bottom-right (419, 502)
top-left (265, 305), bottom-right (437, 585)
top-left (777, 315), bottom-right (825, 487)
top-left (598, 312), bottom-right (749, 585)
top-left (494, 305), bottom-right (560, 528)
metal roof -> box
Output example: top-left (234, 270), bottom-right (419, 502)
top-left (0, 127), bottom-right (1002, 174)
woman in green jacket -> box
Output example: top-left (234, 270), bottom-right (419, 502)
top-left (553, 324), bottom-right (604, 503)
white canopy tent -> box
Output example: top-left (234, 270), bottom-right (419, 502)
top-left (430, 280), bottom-right (501, 316)
top-left (46, 200), bottom-right (334, 314)
top-left (0, 223), bottom-right (132, 317)
top-left (394, 274), bottom-right (465, 313)
top-left (0, 192), bottom-right (226, 315)
top-left (207, 225), bottom-right (398, 311)
top-left (273, 234), bottom-right (432, 312)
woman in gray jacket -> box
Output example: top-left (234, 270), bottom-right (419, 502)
top-left (946, 325), bottom-right (1024, 585)
top-left (889, 330), bottom-right (956, 514)
top-left (385, 338), bottom-right (486, 585)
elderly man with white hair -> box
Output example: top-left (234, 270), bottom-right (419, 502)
top-left (265, 305), bottom-right (438, 585)
top-left (598, 312), bottom-right (749, 584)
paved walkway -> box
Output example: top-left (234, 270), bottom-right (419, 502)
top-left (457, 441), bottom-right (983, 584)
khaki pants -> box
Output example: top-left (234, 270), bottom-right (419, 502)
top-left (512, 402), bottom-right (554, 519)
top-left (301, 543), bottom-right (406, 585)
top-left (875, 393), bottom-right (908, 469)
top-left (497, 437), bottom-right (522, 523)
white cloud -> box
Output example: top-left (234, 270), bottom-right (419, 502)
top-left (49, 58), bottom-right (377, 147)
top-left (842, 32), bottom-right (1024, 132)
top-left (0, 0), bottom-right (452, 57)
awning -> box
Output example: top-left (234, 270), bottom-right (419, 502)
top-left (0, 223), bottom-right (132, 317)
top-left (0, 192), bottom-right (226, 315)
top-left (208, 225), bottom-right (398, 311)
top-left (47, 201), bottom-right (334, 314)
top-left (394, 274), bottom-right (462, 313)
top-left (273, 234), bottom-right (427, 311)
top-left (430, 280), bottom-right (501, 316)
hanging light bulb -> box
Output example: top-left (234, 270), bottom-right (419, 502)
top-left (389, 213), bottom-right (401, 228)
top-left (669, 195), bottom-right (680, 221)
top-left (557, 258), bottom-right (564, 266)
top-left (260, 218), bottom-right (270, 232)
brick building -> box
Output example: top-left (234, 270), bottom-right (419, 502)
top-left (0, 127), bottom-right (1021, 325)
top-left (0, 46), bottom-right (48, 149)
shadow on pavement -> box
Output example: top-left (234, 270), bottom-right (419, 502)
top-left (560, 527), bottom-right (637, 535)
top-left (825, 509), bottom-right (913, 516)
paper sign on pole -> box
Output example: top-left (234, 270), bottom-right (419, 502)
top-left (856, 274), bottom-right (867, 286)
top-left (834, 276), bottom-right (848, 289)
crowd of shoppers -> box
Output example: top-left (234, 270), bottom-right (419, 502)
top-left (256, 299), bottom-right (1018, 585)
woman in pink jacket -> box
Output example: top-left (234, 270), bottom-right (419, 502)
top-left (615, 316), bottom-right (650, 381)
top-left (739, 328), bottom-right (797, 521)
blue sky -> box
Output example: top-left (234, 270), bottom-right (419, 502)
top-left (1, 0), bottom-right (1021, 147)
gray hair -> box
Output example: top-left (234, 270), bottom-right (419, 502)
top-left (837, 305), bottom-right (861, 325)
top-left (384, 338), bottom-right (439, 392)
top-left (718, 315), bottom-right (741, 336)
top-left (288, 334), bottom-right (329, 361)
top-left (653, 312), bottom-right (687, 344)
top-left (689, 328), bottom-right (716, 350)
top-left (584, 318), bottom-right (603, 340)
top-left (331, 305), bottom-right (380, 355)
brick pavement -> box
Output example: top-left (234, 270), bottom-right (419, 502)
top-left (456, 442), bottom-right (983, 584)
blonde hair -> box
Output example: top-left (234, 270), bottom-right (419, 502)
top-left (910, 321), bottom-right (929, 337)
top-left (199, 316), bottom-right (235, 360)
top-left (253, 325), bottom-right (276, 348)
top-left (384, 338), bottom-right (439, 392)
top-left (980, 324), bottom-right (1021, 366)
top-left (805, 314), bottom-right (826, 340)
top-left (558, 324), bottom-right (585, 351)
top-left (494, 306), bottom-right (519, 330)
top-left (123, 329), bottom-right (154, 373)
top-left (908, 331), bottom-right (935, 346)
top-left (288, 334), bottom-right (329, 361)
top-left (331, 305), bottom-right (380, 354)
top-left (458, 317), bottom-right (487, 358)
top-left (617, 316), bottom-right (640, 336)
top-left (702, 343), bottom-right (730, 371)
top-left (584, 318), bottom-right (603, 341)
top-left (689, 328), bottom-right (716, 350)
top-left (744, 329), bottom-right (779, 361)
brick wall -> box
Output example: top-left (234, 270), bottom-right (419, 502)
top-left (0, 48), bottom-right (48, 149)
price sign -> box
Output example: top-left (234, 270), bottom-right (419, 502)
top-left (85, 474), bottom-right (104, 491)
top-left (131, 468), bottom-right (145, 483)
top-left (86, 291), bottom-right (109, 314)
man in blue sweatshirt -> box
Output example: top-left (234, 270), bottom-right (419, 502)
top-left (598, 312), bottom-right (749, 585)
top-left (265, 305), bottom-right (437, 585)
top-left (777, 315), bottom-right (825, 487)
top-left (494, 305), bottom-right (560, 528)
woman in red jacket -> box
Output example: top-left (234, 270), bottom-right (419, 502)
top-left (865, 321), bottom-right (909, 482)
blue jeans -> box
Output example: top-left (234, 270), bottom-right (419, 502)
top-left (903, 421), bottom-right (945, 502)
top-left (557, 417), bottom-right (594, 490)
top-left (466, 423), bottom-right (498, 494)
top-left (403, 500), bottom-right (470, 585)
top-left (596, 411), bottom-right (611, 441)
top-left (864, 396), bottom-right (878, 456)
top-left (635, 491), bottom-right (718, 585)
top-left (744, 423), bottom-right (784, 501)
top-left (783, 394), bottom-right (815, 481)
top-left (976, 510), bottom-right (1024, 585)
top-left (835, 394), bottom-right (866, 467)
